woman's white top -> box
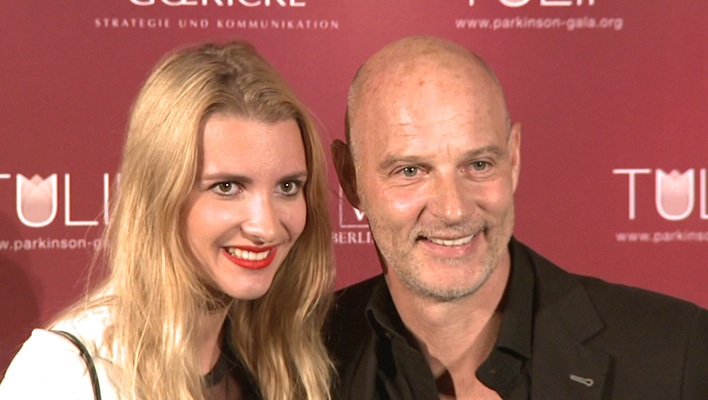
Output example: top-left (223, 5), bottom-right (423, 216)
top-left (0, 308), bottom-right (119, 399)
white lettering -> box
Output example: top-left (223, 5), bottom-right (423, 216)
top-left (64, 174), bottom-right (99, 227)
top-left (131, 0), bottom-right (305, 5)
top-left (178, 18), bottom-right (209, 28)
top-left (104, 174), bottom-right (111, 225)
top-left (6, 173), bottom-right (114, 228)
top-left (94, 18), bottom-right (170, 28)
top-left (165, 0), bottom-right (198, 5)
top-left (613, 168), bottom-right (651, 220)
top-left (332, 230), bottom-right (374, 245)
top-left (614, 168), bottom-right (707, 221)
top-left (541, 0), bottom-right (571, 5)
top-left (353, 208), bottom-right (366, 222)
top-left (701, 169), bottom-right (707, 219)
top-left (470, 0), bottom-right (593, 6)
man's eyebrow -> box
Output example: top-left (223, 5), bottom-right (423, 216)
top-left (461, 145), bottom-right (507, 160)
top-left (377, 155), bottom-right (428, 172)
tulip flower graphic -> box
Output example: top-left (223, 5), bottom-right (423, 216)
top-left (16, 174), bottom-right (58, 228)
top-left (655, 169), bottom-right (694, 221)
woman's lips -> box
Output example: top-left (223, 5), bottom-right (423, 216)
top-left (223, 246), bottom-right (277, 269)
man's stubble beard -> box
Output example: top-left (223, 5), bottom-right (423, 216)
top-left (364, 195), bottom-right (515, 303)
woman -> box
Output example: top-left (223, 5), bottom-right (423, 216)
top-left (0, 41), bottom-right (334, 400)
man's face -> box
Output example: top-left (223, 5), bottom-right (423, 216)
top-left (350, 64), bottom-right (520, 302)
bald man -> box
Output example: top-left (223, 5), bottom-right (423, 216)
top-left (326, 36), bottom-right (708, 400)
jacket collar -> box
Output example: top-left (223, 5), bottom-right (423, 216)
top-left (520, 241), bottom-right (611, 399)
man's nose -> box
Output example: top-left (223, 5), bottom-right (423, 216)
top-left (428, 173), bottom-right (471, 222)
top-left (241, 194), bottom-right (279, 244)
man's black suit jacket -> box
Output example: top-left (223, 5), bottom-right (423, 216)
top-left (325, 240), bottom-right (708, 399)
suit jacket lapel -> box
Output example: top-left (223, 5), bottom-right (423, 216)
top-left (529, 251), bottom-right (612, 400)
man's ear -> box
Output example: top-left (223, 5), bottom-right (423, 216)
top-left (509, 121), bottom-right (521, 193)
top-left (331, 139), bottom-right (361, 209)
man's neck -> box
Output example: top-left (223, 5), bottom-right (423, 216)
top-left (385, 259), bottom-right (510, 398)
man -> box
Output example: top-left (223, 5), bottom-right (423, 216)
top-left (326, 36), bottom-right (708, 399)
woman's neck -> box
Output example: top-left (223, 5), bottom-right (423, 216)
top-left (197, 305), bottom-right (232, 374)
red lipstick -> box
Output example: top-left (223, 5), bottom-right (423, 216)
top-left (223, 246), bottom-right (277, 270)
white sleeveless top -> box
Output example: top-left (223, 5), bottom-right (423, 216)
top-left (0, 308), bottom-right (119, 400)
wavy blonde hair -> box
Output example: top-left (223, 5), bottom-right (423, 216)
top-left (58, 41), bottom-right (334, 400)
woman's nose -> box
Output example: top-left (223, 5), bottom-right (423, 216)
top-left (240, 194), bottom-right (279, 244)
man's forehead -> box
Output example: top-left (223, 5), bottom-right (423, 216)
top-left (346, 37), bottom-right (508, 156)
top-left (353, 38), bottom-right (492, 93)
top-left (358, 57), bottom-right (481, 98)
top-left (352, 55), bottom-right (499, 123)
top-left (352, 67), bottom-right (503, 134)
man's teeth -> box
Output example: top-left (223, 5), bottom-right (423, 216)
top-left (428, 234), bottom-right (476, 247)
top-left (227, 248), bottom-right (271, 261)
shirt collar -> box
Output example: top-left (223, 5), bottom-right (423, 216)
top-left (473, 238), bottom-right (534, 398)
top-left (495, 237), bottom-right (534, 360)
top-left (365, 276), bottom-right (410, 344)
top-left (363, 238), bottom-right (536, 398)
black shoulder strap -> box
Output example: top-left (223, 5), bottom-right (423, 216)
top-left (51, 330), bottom-right (102, 400)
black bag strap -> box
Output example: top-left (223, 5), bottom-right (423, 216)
top-left (51, 330), bottom-right (102, 400)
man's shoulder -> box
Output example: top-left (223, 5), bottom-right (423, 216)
top-left (575, 271), bottom-right (705, 329)
top-left (519, 240), bottom-right (706, 336)
top-left (519, 240), bottom-right (708, 396)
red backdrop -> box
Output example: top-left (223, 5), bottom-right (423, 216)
top-left (1, 0), bottom-right (707, 376)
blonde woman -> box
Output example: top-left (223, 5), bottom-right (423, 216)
top-left (0, 41), bottom-right (334, 400)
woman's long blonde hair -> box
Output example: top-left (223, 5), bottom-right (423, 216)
top-left (60, 41), bottom-right (334, 400)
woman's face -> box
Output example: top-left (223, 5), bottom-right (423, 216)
top-left (184, 114), bottom-right (308, 300)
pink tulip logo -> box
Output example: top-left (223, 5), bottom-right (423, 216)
top-left (498, 0), bottom-right (530, 6)
top-left (16, 174), bottom-right (58, 227)
top-left (655, 169), bottom-right (694, 221)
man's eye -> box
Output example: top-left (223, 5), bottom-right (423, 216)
top-left (471, 161), bottom-right (489, 171)
top-left (278, 181), bottom-right (302, 196)
top-left (401, 167), bottom-right (418, 177)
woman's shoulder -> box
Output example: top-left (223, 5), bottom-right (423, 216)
top-left (0, 305), bottom-right (118, 399)
top-left (51, 305), bottom-right (112, 347)
top-left (0, 328), bottom-right (99, 399)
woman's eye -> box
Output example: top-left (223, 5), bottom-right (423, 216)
top-left (401, 166), bottom-right (418, 177)
top-left (278, 181), bottom-right (301, 196)
top-left (213, 182), bottom-right (239, 195)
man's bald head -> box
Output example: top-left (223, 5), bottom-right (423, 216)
top-left (345, 36), bottom-right (510, 158)
top-left (333, 35), bottom-right (521, 304)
